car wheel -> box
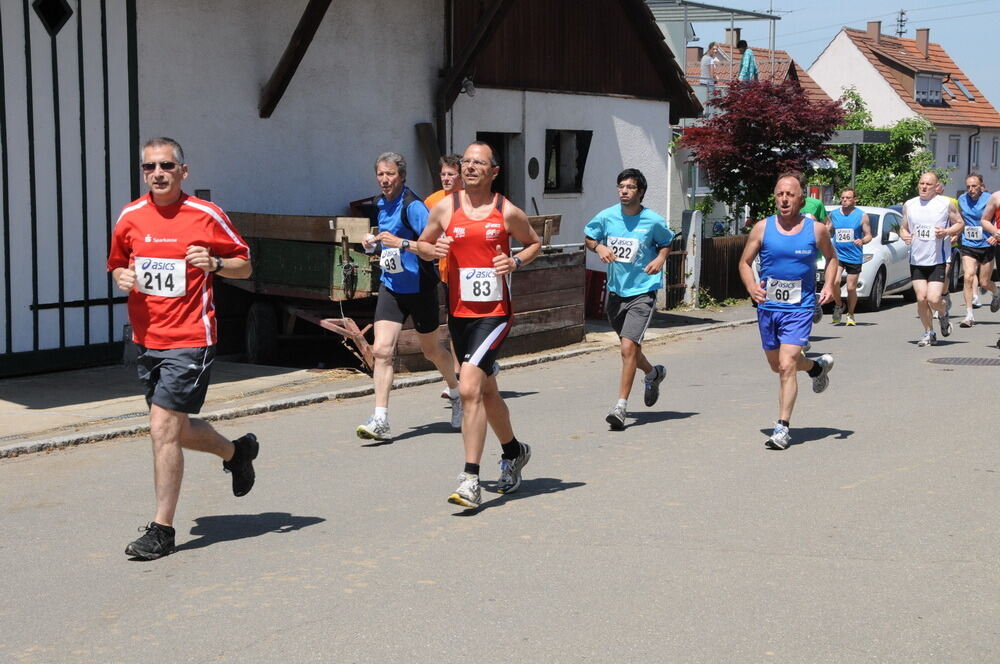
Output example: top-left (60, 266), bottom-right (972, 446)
top-left (865, 268), bottom-right (886, 312)
top-left (949, 247), bottom-right (962, 293)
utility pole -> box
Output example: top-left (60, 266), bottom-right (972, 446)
top-left (895, 10), bottom-right (907, 38)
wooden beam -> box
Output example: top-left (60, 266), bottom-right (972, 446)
top-left (258, 0), bottom-right (333, 119)
top-left (415, 123), bottom-right (442, 190)
top-left (435, 0), bottom-right (516, 152)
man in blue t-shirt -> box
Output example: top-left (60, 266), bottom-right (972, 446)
top-left (584, 169), bottom-right (674, 430)
top-left (357, 152), bottom-right (460, 441)
top-left (826, 188), bottom-right (872, 325)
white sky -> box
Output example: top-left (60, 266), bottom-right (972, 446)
top-left (690, 0), bottom-right (1000, 111)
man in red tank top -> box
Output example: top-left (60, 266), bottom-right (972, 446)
top-left (418, 142), bottom-right (541, 509)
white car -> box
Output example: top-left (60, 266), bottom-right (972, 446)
top-left (816, 205), bottom-right (913, 311)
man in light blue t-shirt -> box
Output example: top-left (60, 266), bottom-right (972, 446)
top-left (584, 169), bottom-right (674, 430)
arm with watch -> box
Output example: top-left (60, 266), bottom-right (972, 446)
top-left (184, 244), bottom-right (251, 279)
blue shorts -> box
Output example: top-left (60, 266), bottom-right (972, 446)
top-left (757, 309), bottom-right (813, 350)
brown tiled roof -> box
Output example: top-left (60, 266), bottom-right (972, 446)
top-left (685, 44), bottom-right (832, 104)
top-left (842, 27), bottom-right (1000, 129)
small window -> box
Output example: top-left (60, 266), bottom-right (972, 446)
top-left (953, 79), bottom-right (975, 101)
top-left (942, 82), bottom-right (956, 98)
top-left (544, 130), bottom-right (593, 194)
top-left (947, 135), bottom-right (961, 166)
top-left (915, 74), bottom-right (943, 106)
top-left (992, 137), bottom-right (999, 169)
top-left (972, 136), bottom-right (980, 167)
top-left (929, 135), bottom-right (937, 167)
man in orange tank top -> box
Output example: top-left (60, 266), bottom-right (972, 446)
top-left (418, 142), bottom-right (541, 509)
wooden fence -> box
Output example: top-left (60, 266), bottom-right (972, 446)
top-left (700, 235), bottom-right (749, 302)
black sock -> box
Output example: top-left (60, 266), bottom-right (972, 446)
top-left (501, 438), bottom-right (521, 460)
top-left (463, 463), bottom-right (480, 476)
top-left (806, 361), bottom-right (822, 378)
top-left (778, 419), bottom-right (790, 428)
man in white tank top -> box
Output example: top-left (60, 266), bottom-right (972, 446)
top-left (900, 172), bottom-right (963, 347)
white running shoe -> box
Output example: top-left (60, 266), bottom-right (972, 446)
top-left (447, 473), bottom-right (481, 509)
top-left (916, 331), bottom-right (937, 347)
top-left (356, 416), bottom-right (391, 441)
top-left (497, 442), bottom-right (532, 494)
top-left (765, 423), bottom-right (791, 450)
top-left (606, 403), bottom-right (627, 430)
top-left (811, 354), bottom-right (834, 394)
top-left (449, 395), bottom-right (463, 430)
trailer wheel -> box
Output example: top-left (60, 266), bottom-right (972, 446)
top-left (246, 301), bottom-right (278, 364)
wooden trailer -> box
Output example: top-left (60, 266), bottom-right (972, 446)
top-left (224, 211), bottom-right (584, 371)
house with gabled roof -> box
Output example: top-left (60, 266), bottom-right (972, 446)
top-left (0, 0), bottom-right (701, 376)
top-left (809, 21), bottom-right (1000, 193)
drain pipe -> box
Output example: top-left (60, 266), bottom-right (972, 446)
top-left (967, 126), bottom-right (981, 178)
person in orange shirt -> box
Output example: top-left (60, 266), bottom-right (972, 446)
top-left (426, 154), bottom-right (465, 382)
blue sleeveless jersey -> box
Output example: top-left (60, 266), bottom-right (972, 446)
top-left (829, 207), bottom-right (864, 264)
top-left (759, 215), bottom-right (817, 312)
top-left (959, 192), bottom-right (989, 249)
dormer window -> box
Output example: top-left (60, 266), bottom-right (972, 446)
top-left (915, 73), bottom-right (944, 105)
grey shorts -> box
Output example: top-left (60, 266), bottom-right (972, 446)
top-left (136, 346), bottom-right (215, 414)
top-left (606, 291), bottom-right (656, 343)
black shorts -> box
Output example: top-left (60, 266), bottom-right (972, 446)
top-left (448, 315), bottom-right (511, 375)
top-left (840, 262), bottom-right (862, 275)
top-left (910, 263), bottom-right (946, 283)
top-left (959, 245), bottom-right (995, 263)
top-left (374, 284), bottom-right (440, 333)
top-left (136, 345), bottom-right (215, 414)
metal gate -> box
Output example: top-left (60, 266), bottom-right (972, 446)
top-left (0, 0), bottom-right (138, 376)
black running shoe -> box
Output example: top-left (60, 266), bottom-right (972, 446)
top-left (125, 522), bottom-right (175, 560)
top-left (223, 433), bottom-right (259, 497)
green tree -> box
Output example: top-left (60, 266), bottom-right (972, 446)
top-left (820, 88), bottom-right (948, 206)
top-left (678, 80), bottom-right (844, 220)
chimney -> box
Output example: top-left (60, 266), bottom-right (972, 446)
top-left (687, 46), bottom-right (703, 67)
top-left (725, 27), bottom-right (741, 46)
top-left (916, 28), bottom-right (929, 58)
top-left (867, 21), bottom-right (881, 43)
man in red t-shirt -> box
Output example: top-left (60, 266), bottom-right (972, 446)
top-left (418, 142), bottom-right (540, 510)
top-left (107, 137), bottom-right (255, 560)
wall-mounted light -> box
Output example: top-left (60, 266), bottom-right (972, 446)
top-left (460, 76), bottom-right (476, 98)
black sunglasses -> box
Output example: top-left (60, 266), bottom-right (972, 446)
top-left (140, 161), bottom-right (180, 173)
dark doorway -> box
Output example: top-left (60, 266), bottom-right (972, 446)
top-left (476, 132), bottom-right (511, 198)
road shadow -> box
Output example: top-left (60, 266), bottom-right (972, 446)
top-left (758, 426), bottom-right (854, 449)
top-left (906, 339), bottom-right (967, 347)
top-left (627, 410), bottom-right (698, 427)
top-left (452, 477), bottom-right (586, 516)
top-left (807, 335), bottom-right (840, 342)
top-left (173, 512), bottom-right (325, 552)
top-left (498, 390), bottom-right (539, 399)
top-left (360, 420), bottom-right (455, 446)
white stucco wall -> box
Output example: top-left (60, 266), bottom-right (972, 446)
top-left (809, 31), bottom-right (916, 127)
top-left (136, 0), bottom-right (443, 215)
top-left (451, 88), bottom-right (673, 271)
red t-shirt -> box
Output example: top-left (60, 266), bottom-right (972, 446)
top-left (446, 193), bottom-right (512, 318)
top-left (107, 192), bottom-right (250, 349)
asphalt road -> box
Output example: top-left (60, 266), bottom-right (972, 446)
top-left (1, 297), bottom-right (997, 663)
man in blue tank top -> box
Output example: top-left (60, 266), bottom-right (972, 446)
top-left (956, 174), bottom-right (999, 326)
top-left (826, 188), bottom-right (872, 325)
top-left (739, 174), bottom-right (838, 450)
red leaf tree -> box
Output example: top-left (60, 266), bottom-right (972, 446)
top-left (679, 80), bottom-right (845, 221)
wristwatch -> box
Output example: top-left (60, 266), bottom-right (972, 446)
top-left (213, 256), bottom-right (224, 273)
top-left (401, 239), bottom-right (411, 251)
top-left (513, 256), bottom-right (523, 269)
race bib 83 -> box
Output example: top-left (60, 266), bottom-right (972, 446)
top-left (459, 267), bottom-right (502, 302)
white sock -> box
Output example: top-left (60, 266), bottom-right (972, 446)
top-left (447, 387), bottom-right (459, 399)
top-left (374, 407), bottom-right (388, 420)
top-left (617, 398), bottom-right (628, 409)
